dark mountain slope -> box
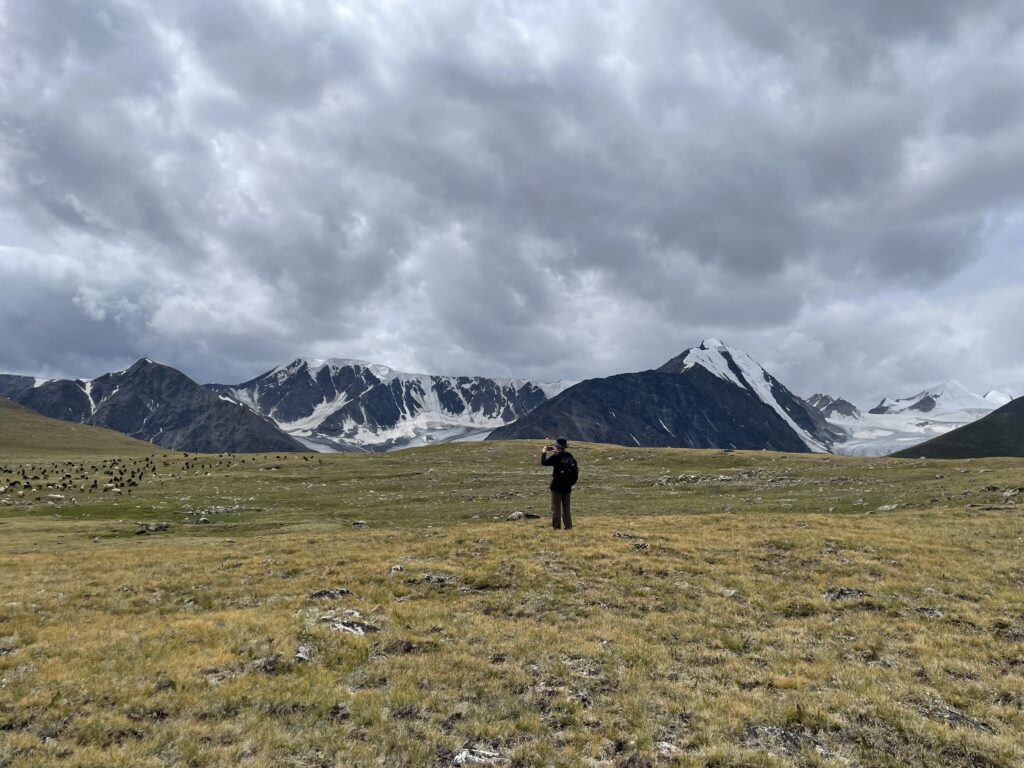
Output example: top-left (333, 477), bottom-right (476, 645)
top-left (487, 366), bottom-right (813, 452)
top-left (891, 396), bottom-right (1024, 459)
top-left (0, 360), bottom-right (306, 453)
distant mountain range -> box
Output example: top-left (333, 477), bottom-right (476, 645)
top-left (891, 395), bottom-right (1024, 459)
top-left (809, 381), bottom-right (1015, 457)
top-left (0, 345), bottom-right (1016, 456)
top-left (208, 358), bottom-right (571, 452)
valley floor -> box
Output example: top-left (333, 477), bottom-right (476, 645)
top-left (1, 443), bottom-right (1022, 767)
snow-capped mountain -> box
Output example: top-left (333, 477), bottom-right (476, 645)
top-left (829, 380), bottom-right (1015, 457)
top-left (490, 340), bottom-right (845, 453)
top-left (0, 360), bottom-right (305, 453)
top-left (868, 380), bottom-right (1001, 415)
top-left (656, 339), bottom-right (846, 452)
top-left (208, 358), bottom-right (573, 452)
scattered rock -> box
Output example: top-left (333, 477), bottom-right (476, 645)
top-left (823, 586), bottom-right (868, 601)
top-left (203, 666), bottom-right (240, 686)
top-left (611, 531), bottom-right (644, 540)
top-left (524, 512), bottom-right (541, 519)
top-left (294, 644), bottom-right (313, 663)
top-left (506, 511), bottom-right (524, 521)
top-left (914, 606), bottom-right (944, 619)
top-left (632, 542), bottom-right (650, 550)
top-left (197, 517), bottom-right (211, 525)
top-left (453, 747), bottom-right (505, 766)
top-left (332, 620), bottom-right (381, 636)
top-left (876, 504), bottom-right (898, 512)
top-left (352, 520), bottom-right (369, 529)
top-left (656, 741), bottom-right (681, 758)
top-left (923, 705), bottom-right (994, 733)
top-left (420, 572), bottom-right (457, 586)
top-left (309, 588), bottom-right (351, 599)
top-left (134, 522), bottom-right (170, 535)
top-left (389, 564), bottom-right (404, 576)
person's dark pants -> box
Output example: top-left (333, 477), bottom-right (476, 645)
top-left (551, 491), bottom-right (572, 529)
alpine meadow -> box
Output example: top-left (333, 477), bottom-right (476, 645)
top-left (1, 400), bottom-right (1023, 766)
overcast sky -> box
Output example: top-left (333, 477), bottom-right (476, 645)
top-left (1, 1), bottom-right (1023, 404)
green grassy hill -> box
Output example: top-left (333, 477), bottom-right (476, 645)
top-left (892, 396), bottom-right (1024, 458)
top-left (0, 394), bottom-right (158, 459)
top-left (1, 440), bottom-right (1022, 767)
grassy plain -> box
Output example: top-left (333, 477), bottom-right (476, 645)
top-left (1, 432), bottom-right (1023, 767)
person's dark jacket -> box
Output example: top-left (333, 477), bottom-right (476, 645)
top-left (541, 450), bottom-right (577, 493)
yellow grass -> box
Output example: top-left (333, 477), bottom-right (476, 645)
top-left (1, 441), bottom-right (1022, 766)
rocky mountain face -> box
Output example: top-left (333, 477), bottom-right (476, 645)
top-left (489, 340), bottom-right (845, 453)
top-left (0, 360), bottom-right (305, 453)
top-left (891, 395), bottom-right (1024, 459)
top-left (208, 358), bottom-right (571, 452)
top-left (807, 394), bottom-right (861, 419)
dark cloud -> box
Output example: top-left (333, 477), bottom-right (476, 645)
top-left (1, 0), bottom-right (1023, 401)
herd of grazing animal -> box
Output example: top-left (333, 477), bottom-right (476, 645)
top-left (0, 456), bottom-right (157, 507)
top-left (0, 452), bottom-right (306, 508)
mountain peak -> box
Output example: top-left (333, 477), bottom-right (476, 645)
top-left (807, 393), bottom-right (861, 420)
top-left (699, 338), bottom-right (726, 350)
top-left (657, 340), bottom-right (840, 452)
top-left (984, 390), bottom-right (1013, 406)
top-left (273, 357), bottom-right (399, 380)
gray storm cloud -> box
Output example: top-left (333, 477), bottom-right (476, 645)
top-left (1, 0), bottom-right (1022, 402)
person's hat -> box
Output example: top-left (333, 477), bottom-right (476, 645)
top-left (555, 437), bottom-right (568, 448)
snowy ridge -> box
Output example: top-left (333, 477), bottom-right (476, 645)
top-left (869, 380), bottom-right (997, 415)
top-left (212, 357), bottom-right (573, 452)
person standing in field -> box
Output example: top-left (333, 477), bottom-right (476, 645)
top-left (541, 437), bottom-right (578, 530)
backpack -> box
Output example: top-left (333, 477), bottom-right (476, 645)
top-left (558, 455), bottom-right (579, 488)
